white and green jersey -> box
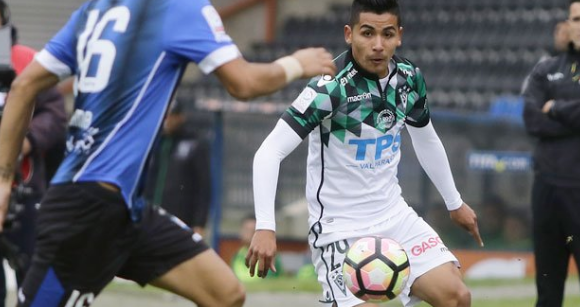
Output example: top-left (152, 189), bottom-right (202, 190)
top-left (281, 50), bottom-right (430, 234)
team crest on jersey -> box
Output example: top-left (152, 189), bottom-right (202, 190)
top-left (331, 269), bottom-right (347, 296)
top-left (398, 84), bottom-right (412, 108)
top-left (400, 92), bottom-right (408, 106)
top-left (377, 109), bottom-right (395, 130)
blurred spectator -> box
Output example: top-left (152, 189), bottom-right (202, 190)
top-left (522, 1), bottom-right (580, 306)
top-left (0, 3), bottom-right (67, 306)
top-left (537, 21), bottom-right (571, 63)
top-left (231, 216), bottom-right (282, 282)
top-left (553, 20), bottom-right (571, 55)
top-left (144, 99), bottom-right (211, 236)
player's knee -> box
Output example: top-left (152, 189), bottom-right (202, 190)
top-left (430, 283), bottom-right (470, 307)
top-left (449, 284), bottom-right (471, 307)
top-left (220, 281), bottom-right (245, 307)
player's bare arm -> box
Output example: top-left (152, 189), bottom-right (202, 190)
top-left (214, 47), bottom-right (336, 100)
top-left (542, 99), bottom-right (555, 113)
top-left (0, 61), bottom-right (59, 231)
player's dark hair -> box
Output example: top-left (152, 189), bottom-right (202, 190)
top-left (571, 0), bottom-right (580, 5)
top-left (349, 0), bottom-right (401, 27)
top-left (0, 0), bottom-right (10, 26)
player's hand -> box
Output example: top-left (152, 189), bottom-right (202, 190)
top-left (292, 48), bottom-right (337, 79)
top-left (245, 229), bottom-right (277, 278)
top-left (0, 181), bottom-right (12, 233)
top-left (449, 203), bottom-right (484, 247)
top-left (542, 99), bottom-right (554, 114)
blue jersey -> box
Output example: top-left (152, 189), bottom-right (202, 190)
top-left (35, 0), bottom-right (239, 220)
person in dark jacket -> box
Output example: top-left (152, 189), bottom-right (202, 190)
top-left (522, 1), bottom-right (580, 306)
top-left (144, 100), bottom-right (211, 237)
top-left (0, 3), bottom-right (67, 305)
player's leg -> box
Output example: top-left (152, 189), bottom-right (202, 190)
top-left (409, 262), bottom-right (470, 307)
top-left (557, 186), bottom-right (580, 305)
top-left (532, 178), bottom-right (567, 307)
top-left (386, 201), bottom-right (466, 307)
top-left (18, 183), bottom-right (139, 307)
top-left (308, 227), bottom-right (378, 307)
top-left (118, 206), bottom-right (244, 307)
top-left (149, 249), bottom-right (245, 307)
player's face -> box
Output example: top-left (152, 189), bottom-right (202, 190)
top-left (345, 12), bottom-right (402, 78)
top-left (569, 3), bottom-right (580, 49)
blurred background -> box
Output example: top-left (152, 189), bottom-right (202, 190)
top-left (5, 0), bottom-right (571, 282)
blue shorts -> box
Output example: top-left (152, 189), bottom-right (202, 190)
top-left (17, 182), bottom-right (208, 307)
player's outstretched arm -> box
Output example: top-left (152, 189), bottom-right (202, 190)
top-left (214, 47), bottom-right (336, 100)
top-left (0, 61), bottom-right (59, 232)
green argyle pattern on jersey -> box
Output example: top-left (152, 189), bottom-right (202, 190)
top-left (285, 52), bottom-right (429, 146)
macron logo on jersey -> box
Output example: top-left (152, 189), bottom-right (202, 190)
top-left (347, 92), bottom-right (371, 103)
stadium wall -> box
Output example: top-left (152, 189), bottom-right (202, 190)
top-left (211, 0), bottom-right (351, 52)
top-left (7, 0), bottom-right (350, 52)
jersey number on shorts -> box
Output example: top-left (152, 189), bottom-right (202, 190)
top-left (77, 7), bottom-right (131, 93)
top-left (327, 240), bottom-right (349, 271)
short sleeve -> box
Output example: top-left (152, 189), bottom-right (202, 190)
top-left (281, 84), bottom-right (333, 139)
top-left (36, 6), bottom-right (84, 78)
top-left (405, 66), bottom-right (430, 128)
top-left (164, 0), bottom-right (240, 74)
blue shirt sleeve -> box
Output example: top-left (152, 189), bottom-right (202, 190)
top-left (43, 5), bottom-right (87, 74)
top-left (163, 0), bottom-right (236, 64)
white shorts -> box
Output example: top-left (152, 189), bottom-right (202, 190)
top-left (308, 200), bottom-right (458, 307)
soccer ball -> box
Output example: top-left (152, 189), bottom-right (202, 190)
top-left (342, 236), bottom-right (410, 302)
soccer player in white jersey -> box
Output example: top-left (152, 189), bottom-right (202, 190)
top-left (0, 0), bottom-right (336, 306)
top-left (247, 0), bottom-right (483, 306)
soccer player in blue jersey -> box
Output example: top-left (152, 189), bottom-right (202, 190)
top-left (0, 0), bottom-right (336, 306)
